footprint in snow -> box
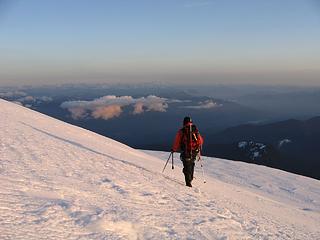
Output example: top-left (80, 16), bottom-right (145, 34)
top-left (140, 191), bottom-right (153, 197)
top-left (101, 178), bottom-right (128, 195)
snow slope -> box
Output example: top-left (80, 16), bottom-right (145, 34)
top-left (1, 99), bottom-right (320, 240)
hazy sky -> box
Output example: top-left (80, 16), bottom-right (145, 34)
top-left (1, 0), bottom-right (320, 86)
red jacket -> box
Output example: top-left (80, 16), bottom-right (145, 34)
top-left (172, 123), bottom-right (204, 152)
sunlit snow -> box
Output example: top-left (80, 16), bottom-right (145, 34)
top-left (1, 99), bottom-right (319, 239)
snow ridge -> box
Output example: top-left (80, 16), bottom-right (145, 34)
top-left (1, 99), bottom-right (320, 239)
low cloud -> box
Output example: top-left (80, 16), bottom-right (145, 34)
top-left (61, 95), bottom-right (169, 120)
top-left (0, 91), bottom-right (27, 98)
top-left (0, 90), bottom-right (53, 108)
top-left (92, 105), bottom-right (122, 120)
top-left (17, 96), bottom-right (35, 102)
top-left (16, 95), bottom-right (53, 107)
top-left (133, 102), bottom-right (144, 115)
top-left (167, 99), bottom-right (192, 103)
top-left (183, 100), bottom-right (221, 109)
top-left (68, 107), bottom-right (89, 120)
top-left (38, 96), bottom-right (53, 102)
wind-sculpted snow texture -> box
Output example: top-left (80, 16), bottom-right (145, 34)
top-left (1, 99), bottom-right (319, 240)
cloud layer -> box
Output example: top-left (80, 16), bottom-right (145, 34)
top-left (0, 91), bottom-right (53, 108)
top-left (0, 91), bottom-right (27, 98)
top-left (61, 95), bottom-right (169, 120)
top-left (183, 100), bottom-right (221, 109)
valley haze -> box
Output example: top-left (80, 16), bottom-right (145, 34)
top-left (2, 83), bottom-right (320, 180)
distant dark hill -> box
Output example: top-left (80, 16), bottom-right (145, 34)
top-left (209, 119), bottom-right (306, 144)
top-left (235, 90), bottom-right (320, 119)
top-left (205, 117), bottom-right (320, 180)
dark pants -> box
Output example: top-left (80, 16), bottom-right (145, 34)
top-left (181, 156), bottom-right (195, 187)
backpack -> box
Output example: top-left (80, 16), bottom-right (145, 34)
top-left (180, 124), bottom-right (201, 158)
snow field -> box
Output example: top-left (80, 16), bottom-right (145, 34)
top-left (1, 99), bottom-right (320, 239)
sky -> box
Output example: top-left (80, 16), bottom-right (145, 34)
top-left (0, 0), bottom-right (320, 86)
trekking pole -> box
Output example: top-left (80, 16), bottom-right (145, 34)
top-left (200, 156), bottom-right (206, 183)
top-left (171, 152), bottom-right (174, 169)
top-left (162, 152), bottom-right (173, 173)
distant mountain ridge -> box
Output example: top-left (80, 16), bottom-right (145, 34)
top-left (210, 116), bottom-right (320, 144)
top-left (205, 117), bottom-right (320, 180)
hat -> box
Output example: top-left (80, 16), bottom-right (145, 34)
top-left (183, 116), bottom-right (192, 125)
